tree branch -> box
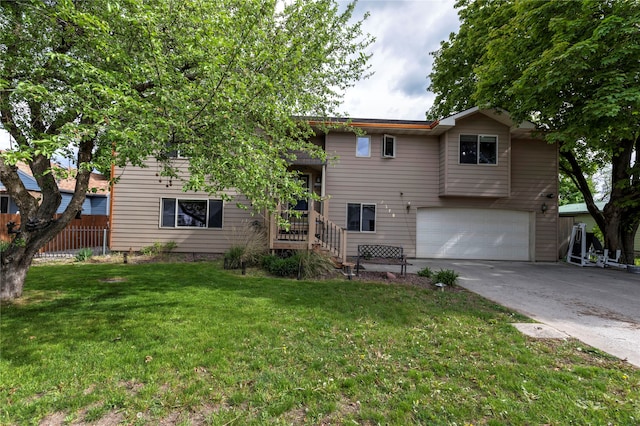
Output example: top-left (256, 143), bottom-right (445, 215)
top-left (560, 149), bottom-right (606, 232)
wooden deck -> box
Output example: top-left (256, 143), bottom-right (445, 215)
top-left (268, 201), bottom-right (347, 263)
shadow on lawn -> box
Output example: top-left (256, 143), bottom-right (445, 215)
top-left (1, 261), bottom-right (513, 366)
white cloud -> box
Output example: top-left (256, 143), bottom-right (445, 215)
top-left (0, 129), bottom-right (13, 150)
top-left (340, 0), bottom-right (460, 120)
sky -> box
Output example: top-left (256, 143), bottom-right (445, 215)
top-left (0, 1), bottom-right (460, 149)
top-left (340, 0), bottom-right (460, 120)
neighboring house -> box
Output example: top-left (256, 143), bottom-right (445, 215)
top-left (559, 201), bottom-right (640, 254)
top-left (0, 160), bottom-right (110, 216)
top-left (110, 107), bottom-right (559, 262)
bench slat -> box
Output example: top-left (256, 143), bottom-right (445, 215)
top-left (356, 245), bottom-right (406, 276)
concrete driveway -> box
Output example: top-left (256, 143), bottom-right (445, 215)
top-left (363, 259), bottom-right (640, 368)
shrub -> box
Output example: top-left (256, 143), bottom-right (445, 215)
top-left (224, 246), bottom-right (246, 269)
top-left (297, 250), bottom-right (335, 279)
top-left (417, 266), bottom-right (432, 278)
top-left (75, 248), bottom-right (93, 262)
top-left (140, 241), bottom-right (178, 256)
top-left (0, 240), bottom-right (10, 253)
top-left (225, 222), bottom-right (268, 268)
top-left (433, 269), bottom-right (459, 286)
top-left (262, 254), bottom-right (300, 277)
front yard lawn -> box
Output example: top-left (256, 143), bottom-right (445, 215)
top-left (1, 261), bottom-right (638, 425)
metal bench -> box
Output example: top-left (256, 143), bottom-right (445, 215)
top-left (356, 245), bottom-right (407, 277)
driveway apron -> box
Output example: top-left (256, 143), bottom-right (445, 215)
top-left (361, 260), bottom-right (640, 368)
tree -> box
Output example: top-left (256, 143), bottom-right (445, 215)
top-left (0, 0), bottom-right (373, 300)
top-left (428, 0), bottom-right (639, 263)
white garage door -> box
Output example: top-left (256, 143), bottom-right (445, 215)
top-left (416, 208), bottom-right (531, 260)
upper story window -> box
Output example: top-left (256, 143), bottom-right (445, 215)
top-left (460, 134), bottom-right (498, 165)
top-left (382, 134), bottom-right (396, 158)
top-left (0, 195), bottom-right (8, 213)
top-left (356, 136), bottom-right (371, 157)
top-left (160, 198), bottom-right (223, 228)
top-left (347, 203), bottom-right (376, 232)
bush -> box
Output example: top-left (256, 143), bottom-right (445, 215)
top-left (140, 241), bottom-right (178, 256)
top-left (297, 250), bottom-right (335, 279)
top-left (0, 240), bottom-right (9, 253)
top-left (261, 250), bottom-right (335, 279)
top-left (417, 266), bottom-right (432, 278)
top-left (433, 269), bottom-right (459, 286)
top-left (225, 222), bottom-right (268, 268)
top-left (262, 254), bottom-right (301, 277)
top-left (224, 246), bottom-right (246, 269)
top-left (75, 248), bottom-right (93, 262)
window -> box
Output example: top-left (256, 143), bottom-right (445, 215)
top-left (459, 134), bottom-right (497, 165)
top-left (0, 195), bottom-right (8, 214)
top-left (356, 136), bottom-right (371, 157)
top-left (160, 198), bottom-right (223, 228)
top-left (347, 203), bottom-right (376, 232)
top-left (382, 134), bottom-right (396, 158)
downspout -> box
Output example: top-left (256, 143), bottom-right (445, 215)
top-left (107, 158), bottom-right (115, 249)
top-left (321, 163), bottom-right (326, 215)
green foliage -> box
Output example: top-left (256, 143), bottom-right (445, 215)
top-left (297, 250), bottom-right (336, 279)
top-left (262, 254), bottom-right (300, 277)
top-left (417, 266), bottom-right (433, 278)
top-left (224, 222), bottom-right (268, 269)
top-left (433, 269), bottom-right (459, 286)
top-left (0, 0), bottom-right (373, 298)
top-left (262, 250), bottom-right (335, 279)
top-left (224, 246), bottom-right (246, 270)
top-left (74, 248), bottom-right (94, 262)
top-left (0, 0), bottom-right (373, 214)
top-left (0, 240), bottom-right (9, 253)
top-left (140, 241), bottom-right (177, 256)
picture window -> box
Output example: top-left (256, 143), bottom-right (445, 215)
top-left (161, 198), bottom-right (223, 228)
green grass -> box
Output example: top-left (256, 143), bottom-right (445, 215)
top-left (1, 261), bottom-right (639, 425)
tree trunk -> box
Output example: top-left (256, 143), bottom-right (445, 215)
top-left (0, 248), bottom-right (33, 300)
top-left (1, 214), bottom-right (80, 300)
top-left (602, 203), bottom-right (637, 265)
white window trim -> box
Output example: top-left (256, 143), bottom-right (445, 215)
top-left (382, 134), bottom-right (396, 158)
top-left (458, 134), bottom-right (498, 165)
top-left (159, 198), bottom-right (224, 229)
top-left (356, 135), bottom-right (371, 157)
top-left (346, 202), bottom-right (377, 233)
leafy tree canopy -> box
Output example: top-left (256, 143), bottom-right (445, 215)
top-left (0, 0), bottom-right (373, 300)
top-left (1, 0), bottom-right (372, 211)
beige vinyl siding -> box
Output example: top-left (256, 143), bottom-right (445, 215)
top-left (509, 138), bottom-right (558, 261)
top-left (325, 129), bottom-right (557, 261)
top-left (326, 132), bottom-right (440, 258)
top-left (440, 114), bottom-right (511, 197)
top-left (438, 133), bottom-right (447, 195)
top-left (111, 160), bottom-right (260, 253)
top-left (420, 138), bottom-right (557, 261)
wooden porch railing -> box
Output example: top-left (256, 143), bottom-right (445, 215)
top-left (269, 200), bottom-right (347, 263)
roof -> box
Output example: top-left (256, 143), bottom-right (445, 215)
top-left (432, 107), bottom-right (537, 136)
top-left (559, 201), bottom-right (607, 215)
top-left (307, 107), bottom-right (539, 136)
top-left (0, 159), bottom-right (109, 195)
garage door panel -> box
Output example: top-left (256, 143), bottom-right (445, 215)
top-left (417, 208), bottom-right (530, 260)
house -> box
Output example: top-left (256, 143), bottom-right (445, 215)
top-left (110, 107), bottom-right (559, 262)
top-left (559, 201), bottom-right (640, 255)
top-left (0, 160), bottom-right (110, 216)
